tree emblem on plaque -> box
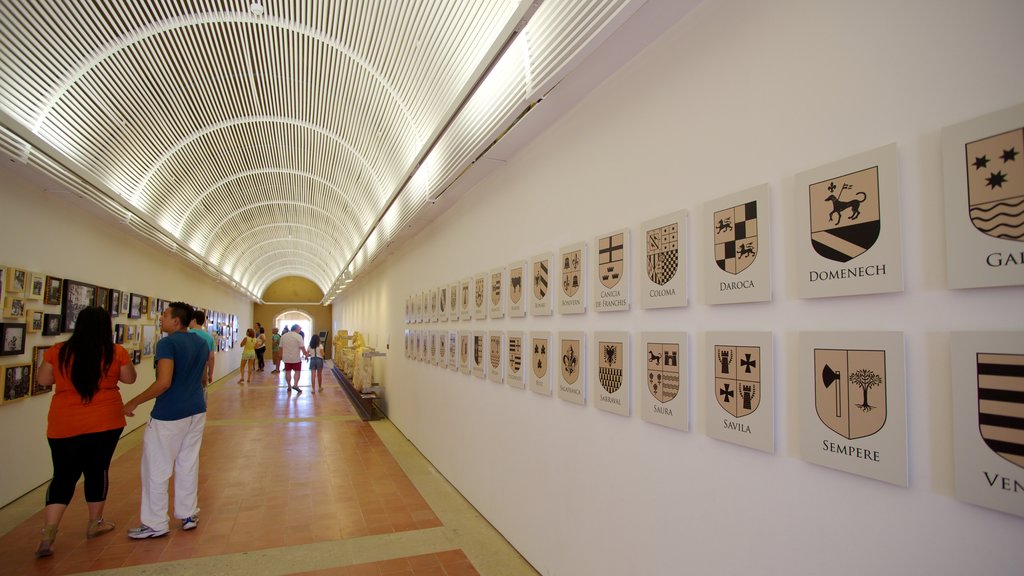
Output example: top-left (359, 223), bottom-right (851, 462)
top-left (976, 352), bottom-right (1024, 469)
top-left (561, 339), bottom-right (579, 384)
top-left (715, 345), bottom-right (760, 417)
top-left (809, 167), bottom-right (881, 262)
top-left (714, 201), bottom-right (758, 274)
top-left (599, 341), bottom-right (623, 394)
top-left (508, 337), bottom-right (522, 376)
top-left (599, 234), bottom-right (624, 289)
top-left (491, 273), bottom-right (502, 306)
top-left (533, 259), bottom-right (549, 300)
top-left (647, 343), bottom-right (679, 403)
top-left (533, 339), bottom-right (548, 379)
top-left (646, 223), bottom-right (678, 285)
top-left (965, 128), bottom-right (1024, 241)
top-left (814, 348), bottom-right (887, 439)
top-left (474, 277), bottom-right (485, 309)
top-left (510, 267), bottom-right (523, 304)
top-left (490, 336), bottom-right (501, 370)
top-left (561, 250), bottom-right (582, 297)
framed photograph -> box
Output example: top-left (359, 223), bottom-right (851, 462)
top-left (27, 273), bottom-right (45, 300)
top-left (141, 296), bottom-right (152, 320)
top-left (119, 289), bottom-right (130, 316)
top-left (31, 345), bottom-right (53, 396)
top-left (0, 323), bottom-right (26, 356)
top-left (43, 275), bottom-right (62, 305)
top-left (109, 289), bottom-right (122, 318)
top-left (3, 296), bottom-right (26, 319)
top-left (61, 279), bottom-right (96, 333)
top-left (5, 268), bottom-right (27, 294)
top-left (128, 293), bottom-right (144, 319)
top-left (142, 324), bottom-right (155, 357)
top-left (114, 323), bottom-right (125, 344)
top-left (94, 286), bottom-right (110, 313)
top-left (3, 363), bottom-right (32, 402)
top-left (132, 349), bottom-right (141, 365)
top-left (27, 310), bottom-right (44, 333)
top-left (42, 314), bottom-right (61, 336)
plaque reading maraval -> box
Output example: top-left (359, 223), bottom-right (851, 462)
top-left (594, 331), bottom-right (629, 416)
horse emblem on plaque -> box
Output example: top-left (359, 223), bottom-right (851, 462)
top-left (976, 352), bottom-right (1024, 469)
top-left (599, 234), bottom-right (624, 289)
top-left (599, 341), bottom-right (623, 394)
top-left (646, 223), bottom-right (678, 285)
top-left (561, 250), bottom-right (582, 297)
top-left (714, 202), bottom-right (758, 274)
top-left (647, 343), bottom-right (679, 403)
top-left (533, 339), bottom-right (548, 379)
top-left (809, 167), bottom-right (881, 262)
top-left (814, 348), bottom-right (887, 439)
top-left (714, 345), bottom-right (760, 417)
top-left (965, 128), bottom-right (1024, 242)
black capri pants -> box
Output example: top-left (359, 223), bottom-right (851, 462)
top-left (45, 427), bottom-right (123, 506)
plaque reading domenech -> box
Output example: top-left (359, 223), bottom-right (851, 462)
top-left (640, 209), bottom-right (688, 309)
top-left (705, 331), bottom-right (773, 453)
top-left (799, 331), bottom-right (907, 486)
top-left (942, 102), bottom-right (1024, 289)
top-left (593, 230), bottom-right (630, 312)
top-left (703, 184), bottom-right (772, 305)
top-left (793, 144), bottom-right (903, 299)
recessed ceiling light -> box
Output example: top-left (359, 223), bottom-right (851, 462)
top-left (249, 2), bottom-right (265, 16)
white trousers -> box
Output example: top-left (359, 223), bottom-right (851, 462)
top-left (140, 413), bottom-right (206, 530)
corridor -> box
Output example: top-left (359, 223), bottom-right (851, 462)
top-left (0, 366), bottom-right (535, 576)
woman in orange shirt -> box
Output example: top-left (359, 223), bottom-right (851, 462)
top-left (34, 306), bottom-right (137, 558)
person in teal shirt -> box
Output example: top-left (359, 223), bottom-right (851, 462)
top-left (188, 310), bottom-right (216, 389)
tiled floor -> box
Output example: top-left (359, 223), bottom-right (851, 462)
top-left (0, 364), bottom-right (537, 576)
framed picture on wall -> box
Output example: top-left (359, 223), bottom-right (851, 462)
top-left (27, 273), bottom-right (45, 300)
top-left (128, 293), bottom-right (144, 319)
top-left (43, 276), bottom-right (62, 306)
top-left (142, 324), bottom-right (155, 357)
top-left (5, 268), bottom-right (27, 294)
top-left (114, 323), bottom-right (125, 344)
top-left (42, 314), bottom-right (61, 336)
top-left (95, 286), bottom-right (110, 313)
top-left (132, 349), bottom-right (141, 365)
top-left (3, 296), bottom-right (26, 319)
top-left (27, 310), bottom-right (44, 333)
top-left (61, 279), bottom-right (96, 333)
top-left (3, 363), bottom-right (32, 402)
top-left (109, 289), bottom-right (122, 318)
top-left (31, 345), bottom-right (53, 396)
top-left (0, 323), bottom-right (26, 356)
top-left (119, 290), bottom-right (130, 316)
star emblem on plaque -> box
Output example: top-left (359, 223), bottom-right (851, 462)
top-left (561, 339), bottom-right (579, 384)
top-left (814, 348), bottom-right (887, 439)
top-left (646, 342), bottom-right (679, 403)
top-left (598, 233), bottom-right (624, 289)
top-left (599, 341), bottom-right (623, 393)
top-left (714, 201), bottom-right (758, 274)
top-left (809, 168), bottom-right (881, 262)
top-left (561, 250), bottom-right (582, 297)
top-left (533, 339), bottom-right (548, 379)
top-left (647, 223), bottom-right (679, 285)
top-left (977, 352), bottom-right (1024, 469)
top-left (966, 128), bottom-right (1024, 242)
top-left (714, 345), bottom-right (760, 417)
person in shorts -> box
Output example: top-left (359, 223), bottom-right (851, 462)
top-left (307, 334), bottom-right (325, 393)
top-left (279, 324), bottom-right (307, 393)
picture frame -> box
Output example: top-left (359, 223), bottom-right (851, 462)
top-left (0, 323), bottom-right (26, 356)
top-left (109, 289), bottom-right (121, 318)
top-left (119, 289), bottom-right (130, 316)
top-left (31, 345), bottom-right (53, 396)
top-left (61, 279), bottom-right (96, 333)
top-left (27, 310), bottom-right (44, 333)
top-left (132, 349), bottom-right (141, 365)
top-left (42, 314), bottom-right (61, 336)
top-left (27, 273), bottom-right (45, 300)
top-left (95, 286), bottom-right (110, 313)
top-left (43, 275), bottom-right (63, 306)
top-left (3, 363), bottom-right (32, 402)
top-left (114, 323), bottom-right (125, 344)
top-left (5, 268), bottom-right (27, 294)
top-left (128, 293), bottom-right (144, 319)
top-left (3, 296), bottom-right (27, 319)
top-left (142, 324), bottom-right (155, 357)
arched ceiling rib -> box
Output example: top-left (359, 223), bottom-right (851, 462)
top-left (0, 0), bottom-right (644, 301)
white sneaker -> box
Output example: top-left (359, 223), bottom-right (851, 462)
top-left (127, 524), bottom-right (169, 539)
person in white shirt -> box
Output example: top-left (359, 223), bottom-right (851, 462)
top-left (279, 324), bottom-right (307, 393)
top-left (307, 334), bottom-right (325, 393)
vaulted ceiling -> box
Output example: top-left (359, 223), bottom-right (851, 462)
top-left (0, 0), bottom-right (686, 303)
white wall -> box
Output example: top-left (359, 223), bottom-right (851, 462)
top-left (337, 1), bottom-right (1024, 574)
top-left (0, 168), bottom-right (251, 507)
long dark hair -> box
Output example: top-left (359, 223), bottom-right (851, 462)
top-left (309, 334), bottom-right (321, 350)
top-left (58, 306), bottom-right (114, 403)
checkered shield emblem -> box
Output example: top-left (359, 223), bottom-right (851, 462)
top-left (598, 233), bottom-right (624, 289)
top-left (647, 343), bottom-right (679, 403)
top-left (966, 128), bottom-right (1024, 241)
top-left (491, 273), bottom-right (501, 306)
top-left (714, 345), bottom-right (760, 417)
top-left (508, 337), bottom-right (522, 376)
top-left (510, 267), bottom-right (523, 304)
top-left (646, 223), bottom-right (678, 285)
top-left (809, 167), bottom-right (881, 262)
top-left (814, 349), bottom-right (887, 439)
top-left (599, 341), bottom-right (623, 393)
top-left (561, 250), bottom-right (582, 297)
top-left (534, 260), bottom-right (548, 300)
top-left (561, 339), bottom-right (580, 384)
top-left (977, 353), bottom-right (1024, 469)
top-left (474, 277), bottom-right (484, 308)
top-left (533, 338), bottom-right (548, 379)
top-left (714, 202), bottom-right (758, 274)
